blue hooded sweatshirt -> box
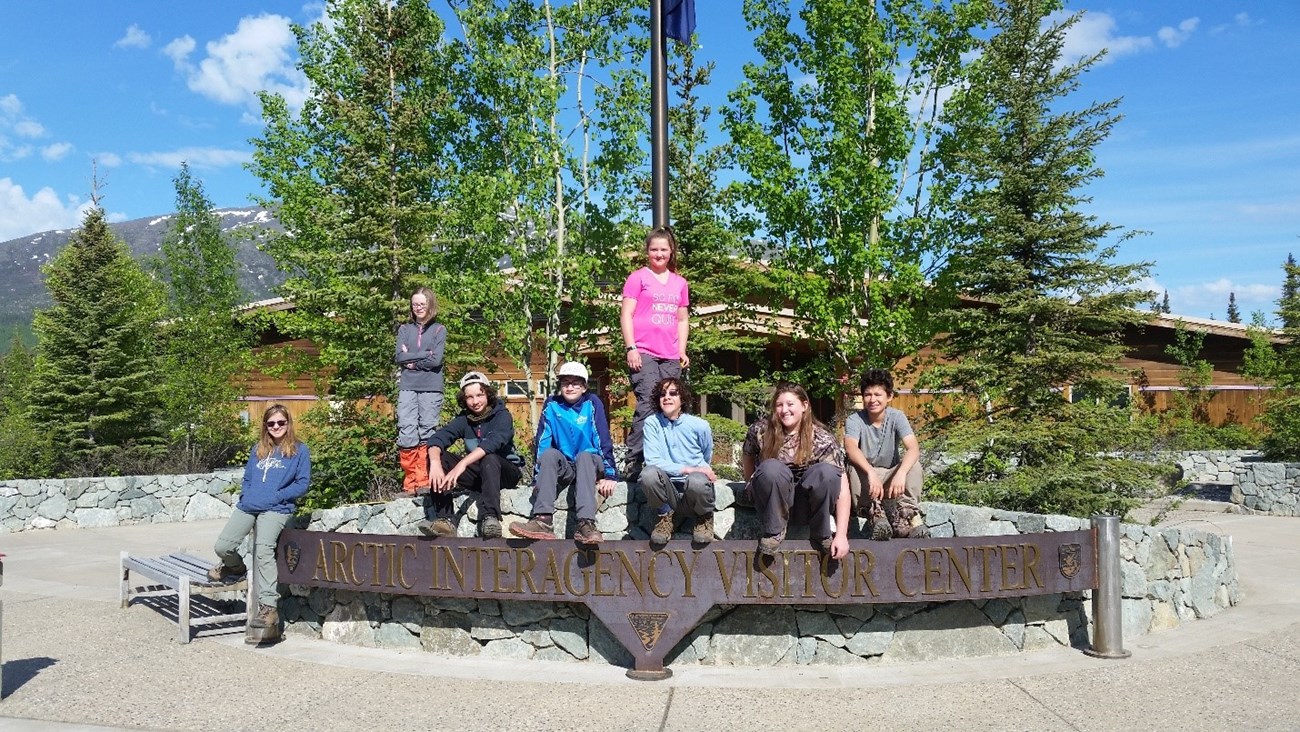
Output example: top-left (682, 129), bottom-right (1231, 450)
top-left (237, 442), bottom-right (312, 514)
top-left (532, 392), bottom-right (617, 480)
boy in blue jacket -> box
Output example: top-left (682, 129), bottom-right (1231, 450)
top-left (510, 361), bottom-right (617, 544)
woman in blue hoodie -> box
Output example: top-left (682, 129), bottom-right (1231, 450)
top-left (207, 404), bottom-right (311, 634)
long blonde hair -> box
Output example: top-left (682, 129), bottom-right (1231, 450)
top-left (759, 382), bottom-right (819, 465)
top-left (255, 404), bottom-right (299, 460)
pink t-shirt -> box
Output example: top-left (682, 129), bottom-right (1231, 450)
top-left (622, 267), bottom-right (689, 360)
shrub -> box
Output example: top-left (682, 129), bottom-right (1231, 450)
top-left (296, 400), bottom-right (401, 511)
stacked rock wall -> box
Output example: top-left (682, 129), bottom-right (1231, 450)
top-left (1232, 462), bottom-right (1300, 515)
top-left (282, 484), bottom-right (1239, 666)
top-left (0, 470), bottom-right (240, 533)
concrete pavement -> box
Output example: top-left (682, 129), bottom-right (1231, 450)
top-left (1, 505), bottom-right (1298, 731)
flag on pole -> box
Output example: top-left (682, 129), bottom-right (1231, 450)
top-left (663, 0), bottom-right (696, 43)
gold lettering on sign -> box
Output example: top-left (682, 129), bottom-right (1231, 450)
top-left (397, 543), bottom-right (416, 589)
top-left (801, 552), bottom-right (819, 598)
top-left (593, 550), bottom-right (617, 597)
top-left (1023, 543), bottom-right (1044, 589)
top-left (492, 547), bottom-right (512, 593)
top-left (330, 541), bottom-right (351, 585)
top-left (852, 549), bottom-right (879, 598)
top-left (646, 551), bottom-right (671, 598)
top-left (756, 553), bottom-right (781, 599)
top-left (896, 548), bottom-right (921, 597)
top-left (563, 550), bottom-right (589, 596)
top-left (713, 550), bottom-right (741, 597)
top-left (618, 551), bottom-right (647, 597)
top-left (820, 551), bottom-right (847, 598)
top-left (313, 538), bottom-right (330, 582)
top-left (1000, 544), bottom-right (1020, 590)
top-left (946, 547), bottom-right (973, 594)
top-left (922, 547), bottom-right (947, 595)
top-left (673, 550), bottom-right (699, 598)
top-left (539, 551), bottom-right (564, 596)
top-left (515, 548), bottom-right (538, 594)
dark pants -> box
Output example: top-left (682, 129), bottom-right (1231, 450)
top-left (625, 354), bottom-right (682, 458)
top-left (531, 448), bottom-right (602, 520)
top-left (639, 465), bottom-right (715, 517)
top-left (749, 459), bottom-right (841, 539)
top-left (425, 451), bottom-right (520, 521)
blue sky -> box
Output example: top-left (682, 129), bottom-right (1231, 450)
top-left (2, 1), bottom-right (1297, 321)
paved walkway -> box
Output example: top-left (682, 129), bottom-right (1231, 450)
top-left (1, 504), bottom-right (1298, 731)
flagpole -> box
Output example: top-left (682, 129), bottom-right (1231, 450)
top-left (650, 0), bottom-right (669, 228)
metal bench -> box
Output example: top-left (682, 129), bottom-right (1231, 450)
top-left (119, 552), bottom-right (248, 643)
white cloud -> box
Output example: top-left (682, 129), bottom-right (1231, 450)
top-left (127, 147), bottom-right (251, 169)
top-left (96, 152), bottom-right (123, 168)
top-left (0, 94), bottom-right (49, 162)
top-left (163, 35), bottom-right (196, 64)
top-left (168, 14), bottom-right (307, 111)
top-left (1143, 274), bottom-right (1280, 319)
top-left (114, 24), bottom-right (152, 49)
top-left (0, 178), bottom-right (96, 241)
top-left (1156, 17), bottom-right (1199, 48)
top-left (41, 142), bottom-right (73, 161)
top-left (1213, 13), bottom-right (1255, 34)
top-left (1056, 11), bottom-right (1154, 67)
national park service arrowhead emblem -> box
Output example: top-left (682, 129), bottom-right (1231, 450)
top-left (1058, 543), bottom-right (1081, 579)
top-left (628, 612), bottom-right (670, 651)
top-left (284, 540), bottom-right (301, 574)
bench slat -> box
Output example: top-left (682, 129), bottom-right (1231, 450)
top-left (122, 551), bottom-right (249, 643)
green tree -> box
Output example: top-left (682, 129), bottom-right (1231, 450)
top-left (250, 0), bottom-right (462, 403)
top-left (28, 204), bottom-right (165, 473)
top-left (1260, 255), bottom-right (1300, 458)
top-left (447, 0), bottom-right (649, 425)
top-left (723, 0), bottom-right (987, 409)
top-left (924, 0), bottom-right (1163, 516)
top-left (156, 163), bottom-right (249, 468)
top-left (1226, 292), bottom-right (1241, 323)
top-left (0, 337), bottom-right (54, 478)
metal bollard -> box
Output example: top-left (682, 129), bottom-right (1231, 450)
top-left (2, 552), bottom-right (6, 701)
top-left (1085, 515), bottom-right (1131, 659)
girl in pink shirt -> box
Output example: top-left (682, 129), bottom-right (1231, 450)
top-left (620, 226), bottom-right (690, 477)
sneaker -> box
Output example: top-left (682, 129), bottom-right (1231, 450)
top-left (249, 603), bottom-right (280, 629)
top-left (207, 562), bottom-right (247, 583)
top-left (418, 518), bottom-right (457, 538)
top-left (574, 519), bottom-right (603, 545)
top-left (692, 513), bottom-right (715, 544)
top-left (509, 515), bottom-right (556, 540)
top-left (650, 510), bottom-right (675, 545)
top-left (481, 515), bottom-right (502, 539)
top-left (757, 527), bottom-right (786, 556)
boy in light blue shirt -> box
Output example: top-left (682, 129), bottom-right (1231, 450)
top-left (638, 376), bottom-right (716, 545)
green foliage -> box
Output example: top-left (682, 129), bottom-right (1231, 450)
top-left (700, 411), bottom-right (746, 480)
top-left (1259, 255), bottom-right (1300, 459)
top-left (922, 1), bottom-right (1162, 515)
top-left (250, 0), bottom-right (462, 402)
top-left (28, 204), bottom-right (166, 474)
top-left (0, 339), bottom-right (55, 478)
top-left (295, 401), bottom-right (401, 511)
top-left (155, 163), bottom-right (249, 470)
top-left (724, 0), bottom-right (986, 403)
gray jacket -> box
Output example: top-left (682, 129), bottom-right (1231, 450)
top-left (395, 320), bottom-right (446, 392)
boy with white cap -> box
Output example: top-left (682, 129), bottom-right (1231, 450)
top-left (510, 361), bottom-right (618, 544)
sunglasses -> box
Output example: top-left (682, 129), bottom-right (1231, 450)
top-left (660, 390), bottom-right (680, 397)
top-left (265, 420), bottom-right (288, 428)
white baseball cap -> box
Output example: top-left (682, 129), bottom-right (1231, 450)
top-left (458, 371), bottom-right (491, 390)
top-left (557, 361), bottom-right (589, 383)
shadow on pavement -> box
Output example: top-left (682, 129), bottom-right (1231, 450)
top-left (2, 656), bottom-right (57, 699)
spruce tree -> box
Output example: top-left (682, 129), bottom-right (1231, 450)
top-left (1261, 255), bottom-right (1300, 458)
top-left (1282, 253), bottom-right (1299, 328)
top-left (1161, 290), bottom-right (1171, 314)
top-left (927, 0), bottom-right (1161, 516)
top-left (156, 163), bottom-right (248, 467)
top-left (1227, 292), bottom-right (1241, 323)
top-left (29, 205), bottom-right (164, 472)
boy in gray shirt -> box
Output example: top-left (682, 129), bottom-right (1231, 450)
top-left (843, 368), bottom-right (928, 540)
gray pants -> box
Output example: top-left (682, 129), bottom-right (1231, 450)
top-left (847, 462), bottom-right (923, 513)
top-left (625, 355), bottom-right (681, 457)
top-left (750, 459), bottom-right (841, 539)
top-left (214, 507), bottom-right (290, 608)
top-left (532, 448), bottom-right (602, 520)
top-left (639, 465), bottom-right (715, 517)
top-left (396, 390), bottom-right (443, 448)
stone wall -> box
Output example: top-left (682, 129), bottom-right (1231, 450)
top-left (1232, 462), bottom-right (1300, 516)
top-left (1165, 450), bottom-right (1261, 485)
top-left (282, 484), bottom-right (1239, 666)
top-left (0, 470), bottom-right (240, 533)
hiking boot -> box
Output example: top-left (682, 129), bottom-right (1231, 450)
top-left (418, 518), bottom-right (457, 538)
top-left (757, 527), bottom-right (786, 556)
top-left (869, 515), bottom-right (893, 541)
top-left (812, 534), bottom-right (833, 553)
top-left (692, 513), bottom-right (715, 544)
top-left (650, 510), bottom-right (675, 545)
top-left (480, 515), bottom-right (502, 539)
top-left (574, 519), bottom-right (603, 545)
top-left (249, 603), bottom-right (280, 629)
top-left (207, 561), bottom-right (247, 583)
top-left (509, 515), bottom-right (556, 540)
top-left (622, 455), bottom-right (643, 481)
top-left (733, 486), bottom-right (754, 509)
top-left (908, 515), bottom-right (931, 539)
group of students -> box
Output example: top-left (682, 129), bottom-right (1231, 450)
top-left (207, 226), bottom-right (928, 635)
